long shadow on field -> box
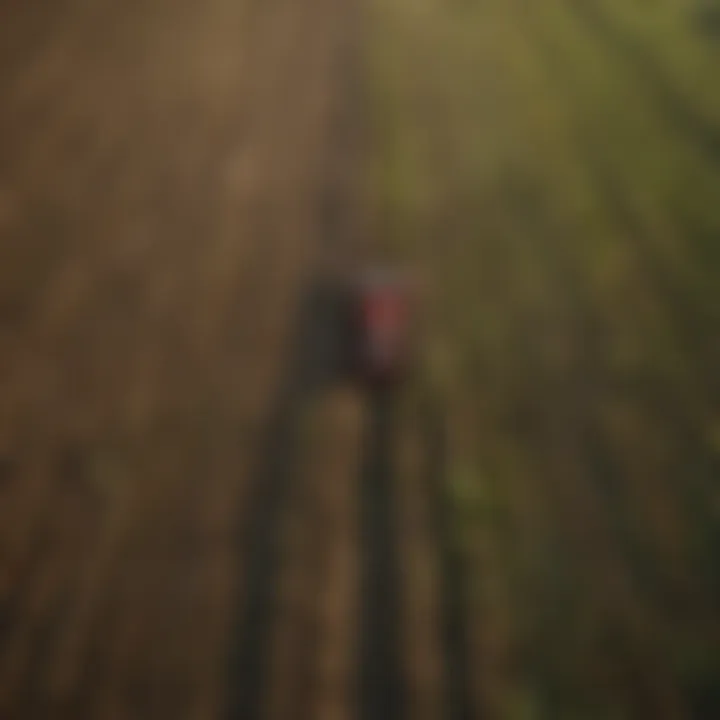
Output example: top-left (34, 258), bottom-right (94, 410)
top-left (357, 384), bottom-right (474, 720)
top-left (358, 389), bottom-right (405, 720)
top-left (226, 278), bottom-right (351, 720)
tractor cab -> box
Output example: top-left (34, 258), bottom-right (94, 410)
top-left (348, 268), bottom-right (419, 386)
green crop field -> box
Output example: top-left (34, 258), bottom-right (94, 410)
top-left (367, 0), bottom-right (720, 717)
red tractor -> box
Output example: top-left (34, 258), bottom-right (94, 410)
top-left (348, 269), bottom-right (420, 387)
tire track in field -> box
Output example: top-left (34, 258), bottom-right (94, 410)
top-left (227, 279), bottom-right (351, 720)
top-left (357, 390), bottom-right (406, 720)
top-left (396, 390), bottom-right (443, 720)
top-left (225, 8), bottom-right (364, 700)
top-left (227, 0), bottom-right (365, 715)
top-left (420, 390), bottom-right (475, 720)
top-left (357, 384), bottom-right (475, 720)
top-left (309, 391), bottom-right (361, 720)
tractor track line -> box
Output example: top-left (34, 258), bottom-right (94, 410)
top-left (421, 391), bottom-right (475, 720)
top-left (357, 390), bottom-right (406, 720)
top-left (225, 0), bottom-right (364, 710)
top-left (226, 283), bottom-right (342, 720)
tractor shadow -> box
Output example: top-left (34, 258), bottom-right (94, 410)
top-left (227, 275), bottom-right (364, 720)
top-left (228, 275), bottom-right (468, 720)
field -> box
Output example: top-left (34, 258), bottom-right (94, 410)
top-left (0, 0), bottom-right (718, 718)
top-left (367, 0), bottom-right (720, 716)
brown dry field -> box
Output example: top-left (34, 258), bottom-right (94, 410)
top-left (0, 0), bottom-right (425, 718)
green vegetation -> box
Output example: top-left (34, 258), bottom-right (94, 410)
top-left (368, 0), bottom-right (720, 716)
